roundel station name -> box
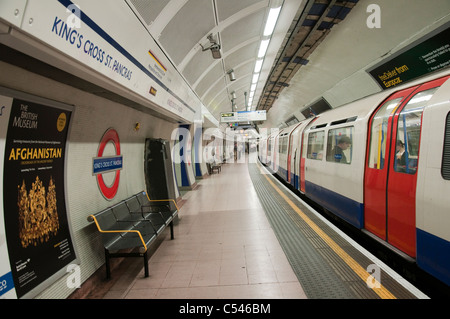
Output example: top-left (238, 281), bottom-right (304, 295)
top-left (93, 128), bottom-right (123, 200)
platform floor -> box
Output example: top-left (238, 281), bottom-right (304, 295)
top-left (99, 154), bottom-right (427, 299)
top-left (102, 158), bottom-right (307, 299)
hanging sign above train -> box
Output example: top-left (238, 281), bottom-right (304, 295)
top-left (0, 0), bottom-right (202, 123)
top-left (367, 22), bottom-right (450, 90)
top-left (220, 110), bottom-right (266, 123)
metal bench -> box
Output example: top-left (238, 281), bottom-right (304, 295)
top-left (87, 191), bottom-right (179, 278)
top-left (211, 163), bottom-right (222, 173)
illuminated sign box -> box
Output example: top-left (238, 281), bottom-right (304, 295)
top-left (220, 110), bottom-right (266, 123)
top-left (367, 22), bottom-right (450, 90)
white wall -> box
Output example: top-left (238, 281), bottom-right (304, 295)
top-left (0, 61), bottom-right (178, 298)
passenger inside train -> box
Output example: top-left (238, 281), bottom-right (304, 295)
top-left (395, 140), bottom-right (407, 172)
top-left (327, 135), bottom-right (352, 164)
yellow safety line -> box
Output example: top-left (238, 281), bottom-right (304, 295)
top-left (258, 165), bottom-right (397, 299)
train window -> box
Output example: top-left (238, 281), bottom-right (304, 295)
top-left (326, 127), bottom-right (354, 164)
top-left (368, 98), bottom-right (403, 169)
top-left (279, 136), bottom-right (288, 154)
top-left (443, 112), bottom-right (450, 180)
top-left (395, 87), bottom-right (438, 174)
top-left (307, 131), bottom-right (325, 160)
top-left (302, 131), bottom-right (308, 158)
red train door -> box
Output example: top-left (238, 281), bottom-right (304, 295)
top-left (300, 118), bottom-right (317, 193)
top-left (300, 132), bottom-right (307, 193)
top-left (364, 87), bottom-right (418, 241)
top-left (288, 123), bottom-right (302, 184)
top-left (365, 75), bottom-right (449, 257)
top-left (287, 131), bottom-right (294, 183)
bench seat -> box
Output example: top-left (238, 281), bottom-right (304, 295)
top-left (88, 191), bottom-right (179, 278)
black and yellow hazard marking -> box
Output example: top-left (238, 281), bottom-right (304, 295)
top-left (249, 162), bottom-right (418, 299)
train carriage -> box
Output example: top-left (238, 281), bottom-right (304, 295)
top-left (259, 69), bottom-right (450, 287)
top-left (273, 128), bottom-right (287, 176)
top-left (364, 74), bottom-right (450, 258)
top-left (415, 76), bottom-right (450, 286)
top-left (286, 119), bottom-right (316, 190)
top-left (267, 130), bottom-right (280, 170)
top-left (301, 93), bottom-right (386, 229)
top-left (276, 125), bottom-right (296, 183)
top-left (258, 131), bottom-right (269, 165)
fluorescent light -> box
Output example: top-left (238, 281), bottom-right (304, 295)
top-left (252, 73), bottom-right (259, 84)
top-left (254, 59), bottom-right (263, 73)
top-left (251, 83), bottom-right (257, 92)
top-left (264, 6), bottom-right (281, 36)
top-left (258, 39), bottom-right (270, 58)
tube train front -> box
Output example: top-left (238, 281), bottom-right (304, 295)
top-left (258, 70), bottom-right (450, 288)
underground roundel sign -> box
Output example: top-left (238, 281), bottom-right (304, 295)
top-left (93, 128), bottom-right (123, 200)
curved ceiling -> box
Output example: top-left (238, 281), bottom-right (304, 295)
top-left (126, 0), bottom-right (450, 129)
top-left (128, 0), bottom-right (350, 120)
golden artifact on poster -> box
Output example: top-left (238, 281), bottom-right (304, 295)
top-left (17, 176), bottom-right (60, 248)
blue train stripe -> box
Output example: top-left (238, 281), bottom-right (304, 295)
top-left (417, 228), bottom-right (450, 286)
top-left (305, 181), bottom-right (364, 228)
top-left (277, 166), bottom-right (288, 182)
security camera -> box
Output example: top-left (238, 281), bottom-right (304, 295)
top-left (200, 33), bottom-right (222, 59)
top-left (228, 69), bottom-right (236, 81)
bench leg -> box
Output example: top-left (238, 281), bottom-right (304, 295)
top-left (105, 249), bottom-right (111, 279)
top-left (170, 221), bottom-right (174, 240)
top-left (143, 251), bottom-right (149, 278)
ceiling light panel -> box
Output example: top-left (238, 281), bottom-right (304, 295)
top-left (254, 59), bottom-right (264, 73)
top-left (258, 39), bottom-right (270, 58)
top-left (263, 6), bottom-right (281, 36)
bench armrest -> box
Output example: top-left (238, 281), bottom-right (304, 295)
top-left (142, 193), bottom-right (180, 214)
top-left (88, 214), bottom-right (148, 252)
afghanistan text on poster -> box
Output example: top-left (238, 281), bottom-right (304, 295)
top-left (2, 96), bottom-right (76, 298)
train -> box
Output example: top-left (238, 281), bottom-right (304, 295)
top-left (258, 68), bottom-right (450, 288)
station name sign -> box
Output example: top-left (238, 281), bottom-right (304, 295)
top-left (220, 110), bottom-right (266, 123)
top-left (93, 156), bottom-right (123, 175)
top-left (368, 23), bottom-right (450, 90)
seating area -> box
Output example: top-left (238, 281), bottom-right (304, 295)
top-left (87, 191), bottom-right (178, 278)
top-left (211, 163), bottom-right (222, 173)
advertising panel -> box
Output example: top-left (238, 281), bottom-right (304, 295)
top-left (368, 23), bottom-right (450, 90)
top-left (0, 90), bottom-right (77, 299)
top-left (0, 94), bottom-right (14, 298)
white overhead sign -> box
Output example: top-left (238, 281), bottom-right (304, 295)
top-left (220, 110), bottom-right (266, 123)
top-left (0, 0), bottom-right (202, 123)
